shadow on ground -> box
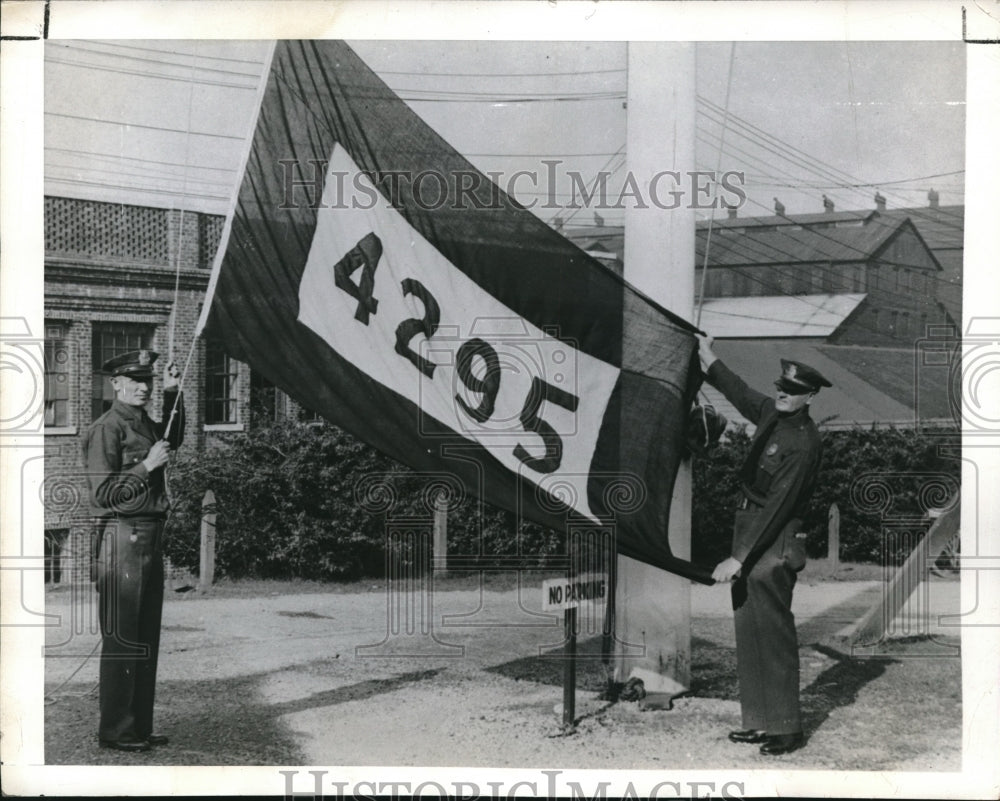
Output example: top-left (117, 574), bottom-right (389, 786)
top-left (45, 673), bottom-right (306, 765)
top-left (484, 635), bottom-right (613, 692)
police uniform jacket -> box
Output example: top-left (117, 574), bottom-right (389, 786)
top-left (705, 360), bottom-right (822, 565)
top-left (83, 390), bottom-right (184, 519)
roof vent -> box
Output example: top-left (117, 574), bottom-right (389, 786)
top-left (874, 191), bottom-right (886, 212)
top-left (773, 197), bottom-right (785, 216)
top-left (928, 188), bottom-right (940, 209)
top-left (822, 194), bottom-right (835, 213)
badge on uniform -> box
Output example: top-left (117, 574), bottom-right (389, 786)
top-left (766, 443), bottom-right (779, 456)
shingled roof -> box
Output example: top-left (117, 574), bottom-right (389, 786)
top-left (564, 214), bottom-right (939, 270)
top-left (701, 339), bottom-right (956, 431)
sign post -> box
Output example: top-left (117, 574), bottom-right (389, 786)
top-left (562, 605), bottom-right (577, 731)
top-left (542, 571), bottom-right (610, 733)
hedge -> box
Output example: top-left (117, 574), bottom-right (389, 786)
top-left (164, 419), bottom-right (960, 581)
top-left (163, 418), bottom-right (560, 580)
top-left (691, 424), bottom-right (961, 565)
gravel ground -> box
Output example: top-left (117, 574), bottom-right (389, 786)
top-left (43, 572), bottom-right (962, 771)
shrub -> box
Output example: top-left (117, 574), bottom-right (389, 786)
top-left (164, 418), bottom-right (565, 581)
top-left (693, 424), bottom-right (961, 566)
top-left (165, 418), bottom-right (960, 581)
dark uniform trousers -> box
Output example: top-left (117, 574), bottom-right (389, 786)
top-left (731, 510), bottom-right (807, 736)
top-left (96, 516), bottom-right (165, 743)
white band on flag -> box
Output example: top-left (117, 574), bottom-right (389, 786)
top-left (298, 146), bottom-right (620, 521)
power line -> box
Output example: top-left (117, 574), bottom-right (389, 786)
top-left (46, 161), bottom-right (233, 188)
top-left (45, 176), bottom-right (230, 202)
top-left (81, 40), bottom-right (266, 66)
top-left (45, 146), bottom-right (239, 174)
top-left (695, 117), bottom-right (966, 232)
top-left (696, 120), bottom-right (867, 212)
top-left (46, 55), bottom-right (260, 90)
top-left (697, 96), bottom-right (966, 228)
top-left (376, 67), bottom-right (626, 78)
top-left (54, 42), bottom-right (263, 79)
top-left (46, 112), bottom-right (246, 141)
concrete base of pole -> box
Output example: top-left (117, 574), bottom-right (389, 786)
top-left (614, 471), bottom-right (693, 694)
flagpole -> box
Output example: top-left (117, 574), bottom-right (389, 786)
top-left (195, 41), bottom-right (277, 339)
top-left (615, 42), bottom-right (696, 704)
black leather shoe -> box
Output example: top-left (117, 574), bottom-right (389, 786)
top-left (146, 734), bottom-right (169, 746)
top-left (728, 729), bottom-right (768, 744)
top-left (760, 732), bottom-right (805, 755)
top-left (99, 738), bottom-right (151, 753)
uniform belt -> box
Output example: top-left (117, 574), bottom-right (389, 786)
top-left (114, 514), bottom-right (166, 522)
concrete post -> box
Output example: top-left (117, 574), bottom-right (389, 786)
top-left (432, 492), bottom-right (448, 576)
top-left (828, 502), bottom-right (841, 572)
top-left (615, 42), bottom-right (696, 702)
top-left (199, 489), bottom-right (216, 591)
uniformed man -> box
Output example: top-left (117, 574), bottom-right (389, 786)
top-left (697, 334), bottom-right (830, 756)
top-left (84, 349), bottom-right (184, 752)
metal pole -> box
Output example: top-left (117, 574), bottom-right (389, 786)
top-left (562, 605), bottom-right (578, 732)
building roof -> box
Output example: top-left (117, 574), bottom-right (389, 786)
top-left (701, 339), bottom-right (955, 431)
top-left (699, 294), bottom-right (866, 338)
top-left (708, 209), bottom-right (876, 229)
top-left (879, 205), bottom-right (964, 251)
top-left (694, 215), bottom-right (922, 267)
top-left (565, 215), bottom-right (936, 270)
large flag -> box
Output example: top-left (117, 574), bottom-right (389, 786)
top-left (198, 41), bottom-right (710, 583)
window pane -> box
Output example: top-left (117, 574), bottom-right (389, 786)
top-left (204, 341), bottom-right (237, 424)
top-left (44, 323), bottom-right (71, 427)
top-left (91, 323), bottom-right (152, 420)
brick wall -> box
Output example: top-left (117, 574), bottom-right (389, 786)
top-left (44, 197), bottom-right (236, 579)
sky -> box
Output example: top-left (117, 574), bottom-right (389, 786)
top-left (43, 39), bottom-right (966, 225)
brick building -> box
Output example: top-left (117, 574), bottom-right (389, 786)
top-left (43, 196), bottom-right (261, 584)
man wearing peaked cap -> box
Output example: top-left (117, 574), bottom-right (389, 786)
top-left (696, 336), bottom-right (831, 757)
top-left (775, 359), bottom-right (833, 395)
top-left (82, 349), bottom-right (185, 753)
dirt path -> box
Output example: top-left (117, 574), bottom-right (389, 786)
top-left (44, 577), bottom-right (962, 770)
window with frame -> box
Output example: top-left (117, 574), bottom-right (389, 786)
top-left (45, 322), bottom-right (71, 427)
top-left (853, 265), bottom-right (865, 292)
top-left (91, 323), bottom-right (153, 421)
top-left (204, 340), bottom-right (239, 424)
top-left (250, 370), bottom-right (284, 423)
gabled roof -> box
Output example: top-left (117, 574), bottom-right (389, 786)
top-left (707, 209), bottom-right (876, 229)
top-left (694, 215), bottom-right (921, 267)
top-left (879, 205), bottom-right (964, 250)
top-left (701, 339), bottom-right (955, 431)
top-left (700, 294), bottom-right (866, 338)
top-left (565, 215), bottom-right (937, 270)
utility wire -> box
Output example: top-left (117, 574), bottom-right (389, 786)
top-left (45, 146), bottom-right (239, 174)
top-left (46, 56), bottom-right (260, 90)
top-left (54, 43), bottom-right (264, 79)
top-left (46, 112), bottom-right (246, 140)
top-left (697, 96), bottom-right (966, 227)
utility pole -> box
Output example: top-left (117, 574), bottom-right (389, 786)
top-left (616, 42), bottom-right (696, 703)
